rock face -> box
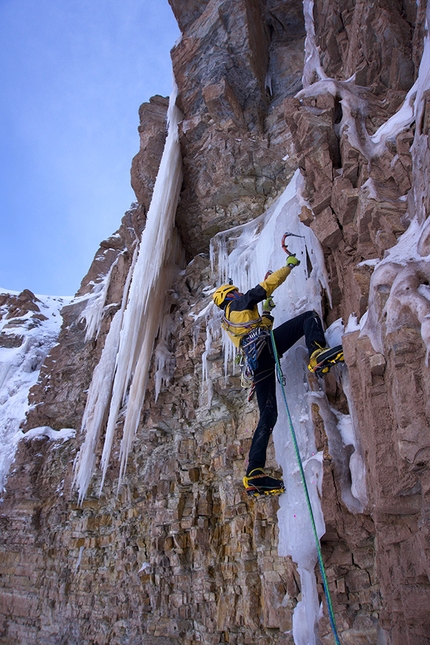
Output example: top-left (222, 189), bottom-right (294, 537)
top-left (1, 1), bottom-right (430, 644)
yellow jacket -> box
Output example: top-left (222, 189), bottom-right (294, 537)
top-left (222, 265), bottom-right (292, 347)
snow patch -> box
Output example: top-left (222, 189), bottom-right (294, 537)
top-left (24, 426), bottom-right (76, 442)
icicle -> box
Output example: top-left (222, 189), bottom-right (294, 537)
top-left (73, 82), bottom-right (183, 499)
top-left (72, 245), bottom-right (139, 503)
top-left (79, 259), bottom-right (118, 342)
top-left (100, 83), bottom-right (183, 492)
top-left (73, 308), bottom-right (123, 504)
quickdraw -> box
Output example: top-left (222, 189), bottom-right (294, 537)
top-left (241, 327), bottom-right (269, 371)
top-left (237, 327), bottom-right (270, 390)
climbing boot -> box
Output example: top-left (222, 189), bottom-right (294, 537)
top-left (308, 345), bottom-right (331, 374)
top-left (243, 468), bottom-right (285, 498)
top-left (308, 345), bottom-right (344, 375)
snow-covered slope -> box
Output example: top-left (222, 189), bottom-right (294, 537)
top-left (0, 288), bottom-right (71, 492)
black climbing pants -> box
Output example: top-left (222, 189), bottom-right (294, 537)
top-left (246, 310), bottom-right (326, 475)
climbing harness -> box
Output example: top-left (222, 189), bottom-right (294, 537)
top-left (270, 330), bottom-right (342, 645)
top-left (236, 327), bottom-right (270, 388)
top-left (241, 327), bottom-right (269, 371)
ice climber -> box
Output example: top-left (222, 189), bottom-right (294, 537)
top-left (212, 255), bottom-right (329, 497)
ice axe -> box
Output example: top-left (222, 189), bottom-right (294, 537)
top-left (264, 231), bottom-right (306, 280)
top-left (281, 231), bottom-right (305, 256)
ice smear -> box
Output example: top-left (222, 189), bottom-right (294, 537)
top-left (75, 545), bottom-right (84, 571)
top-left (302, 8), bottom-right (430, 227)
top-left (73, 83), bottom-right (183, 499)
top-left (210, 169), bottom-right (330, 376)
top-left (372, 3), bottom-right (430, 162)
top-left (201, 307), bottom-right (223, 407)
top-left (310, 371), bottom-right (368, 514)
top-left (210, 171), bottom-right (332, 644)
top-left (154, 338), bottom-right (174, 402)
top-left (297, 0), bottom-right (430, 162)
top-left (292, 567), bottom-right (320, 645)
top-left (316, 319), bottom-right (368, 512)
top-left (360, 215), bottom-right (430, 359)
top-left (138, 561), bottom-right (151, 573)
top-left (302, 0), bottom-right (328, 87)
top-left (0, 293), bottom-right (69, 493)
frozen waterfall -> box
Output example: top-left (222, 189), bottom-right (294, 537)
top-left (73, 84), bottom-right (183, 503)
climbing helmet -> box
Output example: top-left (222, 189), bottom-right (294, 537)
top-left (213, 284), bottom-right (238, 307)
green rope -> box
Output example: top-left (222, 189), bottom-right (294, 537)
top-left (270, 330), bottom-right (342, 645)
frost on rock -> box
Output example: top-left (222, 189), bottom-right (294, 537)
top-left (359, 5), bottom-right (430, 359)
top-left (73, 83), bottom-right (184, 501)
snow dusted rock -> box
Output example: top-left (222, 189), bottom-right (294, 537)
top-left (1, 1), bottom-right (430, 645)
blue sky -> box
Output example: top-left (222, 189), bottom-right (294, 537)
top-left (0, 0), bottom-right (180, 296)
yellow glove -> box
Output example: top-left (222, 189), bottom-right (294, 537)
top-left (286, 254), bottom-right (300, 267)
top-left (262, 297), bottom-right (276, 313)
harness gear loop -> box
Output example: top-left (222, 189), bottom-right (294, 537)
top-left (236, 327), bottom-right (270, 388)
